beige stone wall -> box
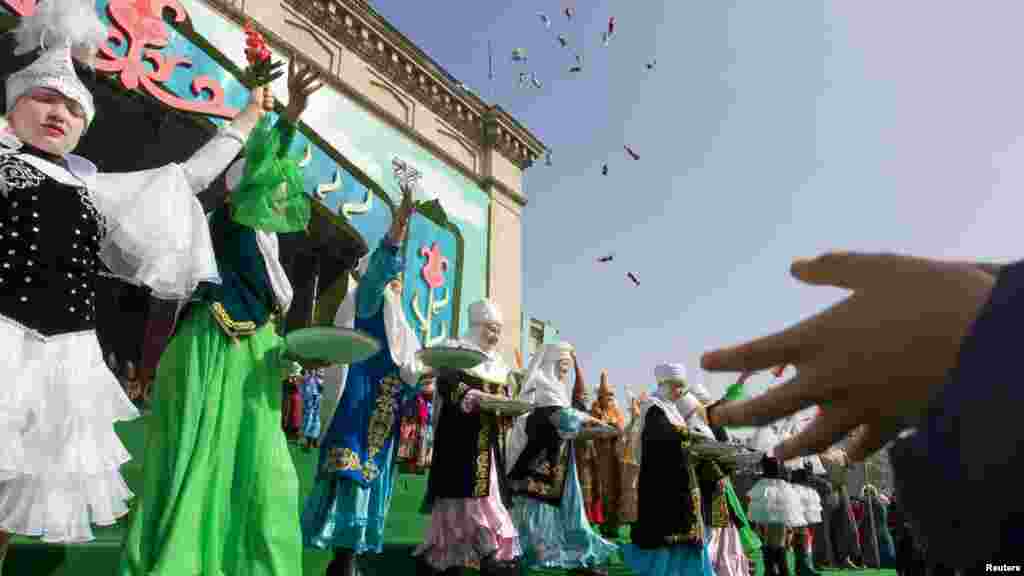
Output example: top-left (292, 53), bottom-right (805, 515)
top-left (487, 191), bottom-right (524, 361)
top-left (204, 0), bottom-right (537, 360)
top-left (236, 0), bottom-right (493, 186)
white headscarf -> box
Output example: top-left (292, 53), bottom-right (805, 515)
top-left (688, 379), bottom-right (713, 404)
top-left (462, 299), bottom-right (511, 384)
top-left (631, 364), bottom-right (691, 465)
top-left (520, 342), bottom-right (574, 408)
top-left (678, 392), bottom-right (715, 440)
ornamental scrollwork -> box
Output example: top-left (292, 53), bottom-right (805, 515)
top-left (95, 0), bottom-right (239, 118)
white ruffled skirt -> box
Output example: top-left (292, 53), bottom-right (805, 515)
top-left (0, 318), bottom-right (139, 543)
top-left (746, 478), bottom-right (804, 527)
top-left (791, 484), bottom-right (823, 526)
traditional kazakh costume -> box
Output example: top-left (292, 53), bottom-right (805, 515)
top-left (119, 113), bottom-right (312, 575)
top-left (779, 410), bottom-right (827, 576)
top-left (570, 358), bottom-right (599, 524)
top-left (0, 0), bottom-right (256, 548)
top-left (302, 237), bottom-right (423, 572)
top-left (677, 387), bottom-right (760, 576)
top-left (301, 368), bottom-right (325, 448)
top-left (588, 371), bottom-right (626, 537)
top-left (413, 299), bottom-right (522, 575)
top-left (622, 363), bottom-right (715, 576)
top-left (506, 342), bottom-right (618, 574)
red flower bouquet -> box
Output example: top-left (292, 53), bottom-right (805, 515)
top-left (241, 21), bottom-right (284, 87)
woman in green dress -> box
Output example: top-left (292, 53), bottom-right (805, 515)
top-left (118, 60), bottom-right (324, 576)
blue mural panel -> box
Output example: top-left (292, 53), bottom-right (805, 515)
top-left (403, 214), bottom-right (459, 346)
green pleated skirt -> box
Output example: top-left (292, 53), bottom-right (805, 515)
top-left (118, 307), bottom-right (302, 576)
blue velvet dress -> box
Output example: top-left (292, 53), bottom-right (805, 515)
top-left (301, 239), bottom-right (417, 554)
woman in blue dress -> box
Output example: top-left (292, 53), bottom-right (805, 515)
top-left (301, 186), bottom-right (423, 576)
top-left (506, 343), bottom-right (618, 576)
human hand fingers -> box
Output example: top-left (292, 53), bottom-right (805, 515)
top-left (845, 419), bottom-right (905, 462)
top-left (772, 403), bottom-right (864, 461)
top-left (710, 368), bottom-right (828, 428)
top-left (262, 87), bottom-right (274, 111)
top-left (791, 251), bottom-right (943, 291)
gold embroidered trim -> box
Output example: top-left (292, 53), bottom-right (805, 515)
top-left (209, 302), bottom-right (259, 337)
top-left (367, 375), bottom-right (402, 461)
top-left (325, 375), bottom-right (402, 483)
top-left (474, 419), bottom-right (491, 497)
top-left (711, 479), bottom-right (730, 528)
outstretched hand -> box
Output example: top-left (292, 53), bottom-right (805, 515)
top-left (388, 181), bottom-right (415, 243)
top-left (284, 56), bottom-right (324, 123)
top-left (701, 251), bottom-right (994, 463)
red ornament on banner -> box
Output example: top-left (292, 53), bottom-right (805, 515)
top-left (419, 242), bottom-right (449, 290)
top-left (1, 0), bottom-right (35, 17)
top-left (96, 0), bottom-right (239, 118)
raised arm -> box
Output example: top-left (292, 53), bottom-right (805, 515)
top-left (182, 59), bottom-right (324, 194)
top-left (355, 180), bottom-right (415, 318)
top-left (354, 238), bottom-right (405, 319)
top-left (181, 87), bottom-right (271, 194)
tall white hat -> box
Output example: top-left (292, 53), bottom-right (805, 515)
top-left (5, 0), bottom-right (107, 126)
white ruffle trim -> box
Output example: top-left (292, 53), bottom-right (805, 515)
top-left (0, 320), bottom-right (139, 542)
top-left (747, 478), bottom-right (805, 527)
top-left (792, 484), bottom-right (822, 525)
top-left (92, 164), bottom-right (220, 300)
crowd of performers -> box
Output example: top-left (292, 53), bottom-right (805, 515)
top-left (0, 2), bottom-right (946, 576)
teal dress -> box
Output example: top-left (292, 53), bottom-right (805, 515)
top-left (510, 408), bottom-right (619, 570)
top-left (301, 239), bottom-right (418, 554)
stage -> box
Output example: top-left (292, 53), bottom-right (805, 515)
top-left (2, 415), bottom-right (897, 575)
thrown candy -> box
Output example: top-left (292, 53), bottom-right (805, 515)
top-left (608, 17), bottom-right (616, 36)
top-left (538, 12), bottom-right (551, 28)
top-left (512, 48), bottom-right (528, 62)
top-left (646, 59), bottom-right (656, 70)
top-left (627, 272), bottom-right (640, 286)
top-left (569, 65), bottom-right (583, 73)
top-left (565, 7), bottom-right (574, 20)
top-left (531, 74), bottom-right (543, 89)
top-left (545, 150), bottom-right (553, 166)
top-left (597, 254), bottom-right (614, 263)
top-left (624, 145), bottom-right (640, 160)
top-left (558, 34), bottom-right (569, 48)
top-left (601, 164), bottom-right (608, 175)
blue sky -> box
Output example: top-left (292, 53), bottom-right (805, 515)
top-left (371, 0), bottom-right (1024, 409)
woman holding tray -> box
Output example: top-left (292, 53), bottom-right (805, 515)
top-left (302, 182), bottom-right (425, 576)
top-left (413, 299), bottom-right (523, 576)
top-left (506, 343), bottom-right (618, 576)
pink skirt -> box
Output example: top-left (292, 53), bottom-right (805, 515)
top-left (708, 526), bottom-right (752, 576)
top-left (413, 454), bottom-right (521, 570)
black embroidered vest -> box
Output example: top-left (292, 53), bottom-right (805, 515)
top-left (508, 406), bottom-right (571, 506)
top-left (0, 150), bottom-right (105, 338)
top-left (425, 369), bottom-right (512, 504)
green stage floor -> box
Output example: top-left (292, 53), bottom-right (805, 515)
top-left (1, 417), bottom-right (897, 575)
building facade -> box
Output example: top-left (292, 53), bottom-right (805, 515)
top-left (0, 0), bottom-right (544, 364)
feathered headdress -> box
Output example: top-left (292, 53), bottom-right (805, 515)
top-left (5, 0), bottom-right (107, 125)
